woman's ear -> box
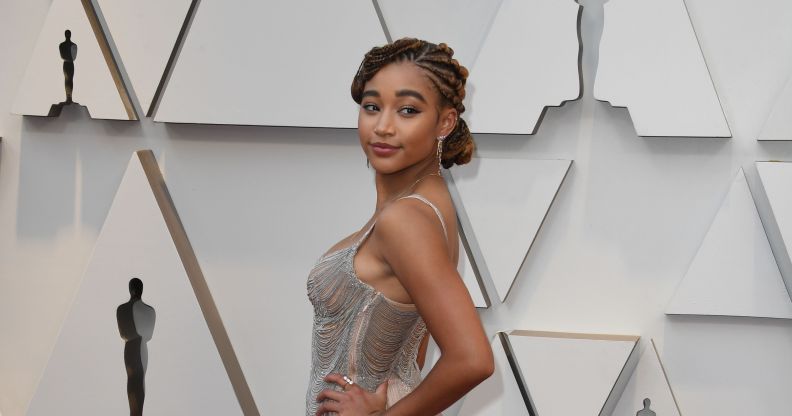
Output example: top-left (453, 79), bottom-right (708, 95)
top-left (439, 108), bottom-right (458, 137)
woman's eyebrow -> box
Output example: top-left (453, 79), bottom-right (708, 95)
top-left (396, 89), bottom-right (427, 103)
top-left (361, 90), bottom-right (380, 98)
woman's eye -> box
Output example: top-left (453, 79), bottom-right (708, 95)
top-left (362, 103), bottom-right (379, 112)
top-left (399, 107), bottom-right (420, 115)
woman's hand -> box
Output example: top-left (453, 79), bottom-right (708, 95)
top-left (315, 374), bottom-right (388, 416)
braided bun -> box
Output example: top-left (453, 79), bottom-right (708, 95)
top-left (352, 37), bottom-right (475, 168)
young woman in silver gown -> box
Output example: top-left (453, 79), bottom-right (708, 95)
top-left (306, 38), bottom-right (494, 416)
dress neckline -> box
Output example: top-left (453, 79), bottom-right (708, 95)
top-left (315, 191), bottom-right (455, 310)
top-left (316, 220), bottom-right (417, 310)
top-left (346, 227), bottom-right (417, 310)
top-left (316, 219), bottom-right (377, 262)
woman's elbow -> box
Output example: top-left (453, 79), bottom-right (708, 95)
top-left (481, 350), bottom-right (496, 380)
top-left (468, 347), bottom-right (494, 383)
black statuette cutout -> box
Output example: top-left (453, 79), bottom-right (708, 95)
top-left (117, 277), bottom-right (156, 416)
top-left (636, 398), bottom-right (656, 416)
top-left (49, 29), bottom-right (80, 116)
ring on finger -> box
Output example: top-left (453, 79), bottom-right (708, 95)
top-left (342, 375), bottom-right (354, 390)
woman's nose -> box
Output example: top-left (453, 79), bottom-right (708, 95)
top-left (373, 112), bottom-right (396, 136)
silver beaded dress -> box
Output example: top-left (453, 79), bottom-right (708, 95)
top-left (305, 194), bottom-right (447, 416)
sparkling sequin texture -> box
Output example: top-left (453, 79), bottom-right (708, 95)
top-left (305, 195), bottom-right (447, 415)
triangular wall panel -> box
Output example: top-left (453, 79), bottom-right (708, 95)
top-left (612, 339), bottom-right (682, 416)
top-left (666, 168), bottom-right (792, 319)
top-left (374, 0), bottom-right (503, 68)
top-left (95, 0), bottom-right (195, 115)
top-left (154, 0), bottom-right (386, 127)
top-left (756, 161), bottom-right (792, 295)
top-left (465, 0), bottom-right (581, 134)
top-left (12, 0), bottom-right (136, 119)
top-left (594, 0), bottom-right (730, 137)
top-left (508, 330), bottom-right (640, 416)
top-left (451, 158), bottom-right (572, 302)
top-left (458, 233), bottom-right (489, 308)
top-left (26, 151), bottom-right (246, 415)
top-left (758, 74), bottom-right (792, 140)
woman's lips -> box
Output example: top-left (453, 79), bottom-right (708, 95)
top-left (370, 142), bottom-right (400, 157)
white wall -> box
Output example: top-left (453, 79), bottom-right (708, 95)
top-left (2, 0), bottom-right (792, 415)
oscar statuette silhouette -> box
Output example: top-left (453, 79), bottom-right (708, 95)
top-left (117, 278), bottom-right (156, 416)
top-left (636, 398), bottom-right (656, 416)
top-left (59, 29), bottom-right (77, 103)
top-left (49, 29), bottom-right (80, 116)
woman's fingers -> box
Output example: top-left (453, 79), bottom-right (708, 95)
top-left (316, 374), bottom-right (387, 415)
top-left (324, 373), bottom-right (350, 388)
top-left (315, 399), bottom-right (342, 416)
top-left (316, 388), bottom-right (345, 403)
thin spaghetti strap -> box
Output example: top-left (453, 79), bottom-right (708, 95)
top-left (397, 194), bottom-right (448, 241)
top-left (353, 221), bottom-right (378, 247)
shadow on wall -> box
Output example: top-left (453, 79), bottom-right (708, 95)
top-left (16, 104), bottom-right (143, 240)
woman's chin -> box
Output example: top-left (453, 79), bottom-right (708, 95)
top-left (369, 160), bottom-right (405, 175)
top-left (371, 167), bottom-right (401, 176)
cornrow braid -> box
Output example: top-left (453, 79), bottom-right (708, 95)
top-left (351, 37), bottom-right (476, 169)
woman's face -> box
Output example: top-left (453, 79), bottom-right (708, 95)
top-left (358, 61), bottom-right (456, 175)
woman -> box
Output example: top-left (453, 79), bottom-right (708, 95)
top-left (306, 38), bottom-right (494, 416)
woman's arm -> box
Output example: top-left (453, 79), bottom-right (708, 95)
top-left (371, 200), bottom-right (494, 415)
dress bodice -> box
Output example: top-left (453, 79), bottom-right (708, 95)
top-left (305, 194), bottom-right (448, 415)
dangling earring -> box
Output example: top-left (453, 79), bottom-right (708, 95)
top-left (436, 135), bottom-right (446, 175)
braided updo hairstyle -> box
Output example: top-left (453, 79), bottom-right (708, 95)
top-left (351, 37), bottom-right (475, 169)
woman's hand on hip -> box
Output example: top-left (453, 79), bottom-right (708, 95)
top-left (315, 373), bottom-right (388, 416)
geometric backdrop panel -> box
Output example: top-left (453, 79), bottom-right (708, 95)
top-left (464, 0), bottom-right (582, 134)
top-left (458, 234), bottom-right (489, 308)
top-left (666, 168), bottom-right (792, 319)
top-left (757, 161), bottom-right (792, 296)
top-left (95, 0), bottom-right (195, 115)
top-left (612, 340), bottom-right (682, 416)
top-left (12, 0), bottom-right (136, 120)
top-left (508, 330), bottom-right (640, 416)
top-left (758, 73), bottom-right (792, 141)
top-left (154, 0), bottom-right (386, 127)
top-left (594, 0), bottom-right (730, 137)
top-left (451, 158), bottom-right (573, 303)
top-left (26, 151), bottom-right (243, 415)
top-left (375, 0), bottom-right (503, 70)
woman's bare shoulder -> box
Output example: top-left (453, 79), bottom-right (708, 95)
top-left (374, 190), bottom-right (455, 250)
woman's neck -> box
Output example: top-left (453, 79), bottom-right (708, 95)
top-left (373, 159), bottom-right (438, 211)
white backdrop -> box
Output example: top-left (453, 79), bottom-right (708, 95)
top-left (2, 0), bottom-right (792, 415)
